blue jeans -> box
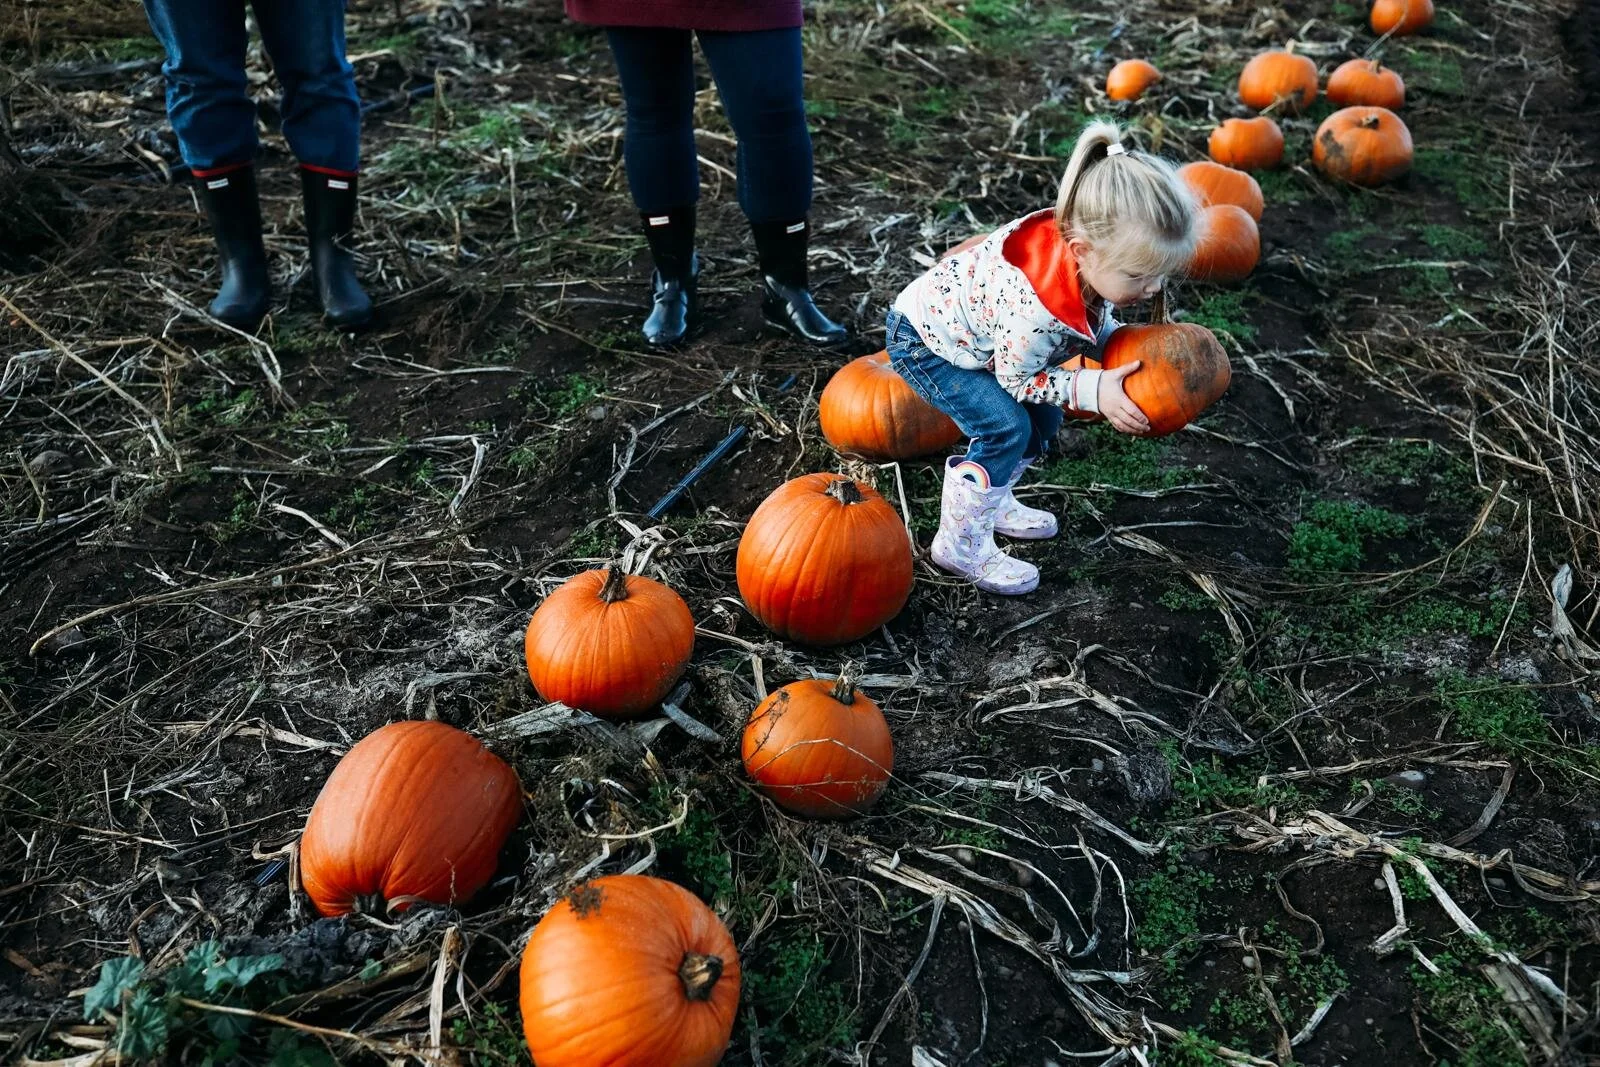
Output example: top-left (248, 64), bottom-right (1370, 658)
top-left (886, 309), bottom-right (1064, 483)
top-left (605, 26), bottom-right (812, 221)
top-left (141, 0), bottom-right (360, 174)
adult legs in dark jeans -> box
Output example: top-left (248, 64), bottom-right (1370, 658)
top-left (605, 25), bottom-right (846, 347)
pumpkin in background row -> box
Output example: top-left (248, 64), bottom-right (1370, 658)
top-left (820, 351), bottom-right (964, 461)
top-left (737, 474), bottom-right (913, 646)
top-left (1185, 204), bottom-right (1261, 284)
top-left (1178, 160), bottom-right (1265, 221)
top-left (1106, 59), bottom-right (1162, 101)
top-left (1208, 116), bottom-right (1285, 171)
top-left (525, 567), bottom-right (695, 719)
top-left (520, 875), bottom-right (740, 1067)
top-left (1313, 106), bottom-right (1414, 185)
top-left (1237, 48), bottom-right (1319, 112)
top-left (1370, 0), bottom-right (1433, 36)
top-left (1326, 58), bottom-right (1406, 109)
top-left (742, 675), bottom-right (894, 818)
top-left (300, 721), bottom-right (522, 918)
top-left (1101, 321), bottom-right (1232, 437)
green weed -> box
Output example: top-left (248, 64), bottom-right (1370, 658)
top-left (1156, 1029), bottom-right (1230, 1066)
top-left (1043, 423), bottom-right (1195, 491)
top-left (450, 1000), bottom-right (531, 1065)
top-left (1131, 851), bottom-right (1216, 958)
top-left (1402, 49), bottom-right (1466, 96)
top-left (1287, 499), bottom-right (1410, 575)
top-left (744, 927), bottom-right (858, 1063)
top-left (1181, 289), bottom-right (1258, 344)
top-left (1412, 148), bottom-right (1504, 213)
top-left (1159, 584), bottom-right (1213, 612)
top-left (1410, 951), bottom-right (1522, 1067)
top-left (1417, 224), bottom-right (1488, 258)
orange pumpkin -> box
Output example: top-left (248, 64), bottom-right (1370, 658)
top-left (737, 474), bottom-right (913, 646)
top-left (525, 567), bottom-right (695, 720)
top-left (1312, 106), bottom-right (1414, 185)
top-left (1208, 116), bottom-right (1285, 170)
top-left (520, 875), bottom-right (740, 1067)
top-left (742, 676), bottom-right (894, 818)
top-left (820, 351), bottom-right (964, 461)
top-left (1185, 204), bottom-right (1260, 284)
top-left (1106, 59), bottom-right (1162, 101)
top-left (300, 721), bottom-right (522, 918)
top-left (1370, 0), bottom-right (1433, 36)
top-left (1238, 49), bottom-right (1320, 112)
top-left (1101, 322), bottom-right (1232, 437)
top-left (1178, 161), bottom-right (1265, 221)
top-left (1326, 58), bottom-right (1406, 109)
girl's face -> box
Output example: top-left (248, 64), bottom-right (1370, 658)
top-left (1068, 238), bottom-right (1165, 306)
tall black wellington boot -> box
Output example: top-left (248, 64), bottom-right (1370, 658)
top-left (750, 218), bottom-right (847, 347)
top-left (640, 206), bottom-right (699, 347)
top-left (299, 168), bottom-right (373, 330)
top-left (195, 166), bottom-right (271, 330)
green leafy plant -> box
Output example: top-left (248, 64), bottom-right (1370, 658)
top-left (1287, 499), bottom-right (1410, 575)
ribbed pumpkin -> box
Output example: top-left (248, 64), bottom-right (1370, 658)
top-left (742, 676), bottom-right (894, 818)
top-left (1326, 58), bottom-right (1406, 109)
top-left (525, 567), bottom-right (695, 720)
top-left (1313, 106), bottom-right (1414, 185)
top-left (1185, 204), bottom-right (1261, 284)
top-left (300, 721), bottom-right (522, 918)
top-left (1101, 320), bottom-right (1232, 437)
top-left (520, 875), bottom-right (740, 1067)
top-left (737, 474), bottom-right (913, 646)
top-left (1370, 0), bottom-right (1433, 36)
top-left (820, 351), bottom-right (964, 461)
top-left (1208, 116), bottom-right (1285, 170)
top-left (1106, 59), bottom-right (1162, 101)
top-left (1238, 49), bottom-right (1320, 112)
top-left (1178, 161), bottom-right (1265, 221)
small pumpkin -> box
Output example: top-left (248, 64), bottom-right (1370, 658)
top-left (520, 875), bottom-right (740, 1067)
top-left (1312, 106), bottom-right (1414, 185)
top-left (1208, 116), bottom-right (1285, 171)
top-left (1107, 59), bottom-right (1162, 101)
top-left (300, 721), bottom-right (522, 918)
top-left (1370, 0), bottom-right (1433, 36)
top-left (525, 567), bottom-right (695, 720)
top-left (1178, 161), bottom-right (1265, 221)
top-left (737, 475), bottom-right (913, 646)
top-left (1185, 204), bottom-right (1261, 284)
top-left (742, 675), bottom-right (894, 818)
top-left (820, 351), bottom-right (964, 461)
top-left (1326, 58), bottom-right (1406, 109)
top-left (1100, 318), bottom-right (1232, 437)
top-left (1237, 48), bottom-right (1320, 112)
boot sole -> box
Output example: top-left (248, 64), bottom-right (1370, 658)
top-left (761, 304), bottom-right (848, 347)
top-left (993, 524), bottom-right (1059, 541)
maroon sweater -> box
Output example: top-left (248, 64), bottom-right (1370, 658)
top-left (564, 0), bottom-right (802, 31)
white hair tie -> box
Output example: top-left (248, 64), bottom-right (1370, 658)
top-left (1105, 142), bottom-right (1127, 156)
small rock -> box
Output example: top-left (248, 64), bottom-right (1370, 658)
top-left (1009, 861), bottom-right (1034, 887)
top-left (40, 626), bottom-right (91, 656)
top-left (1112, 747), bottom-right (1173, 809)
top-left (1495, 656), bottom-right (1541, 684)
top-left (27, 450), bottom-right (73, 477)
top-left (1486, 877), bottom-right (1509, 891)
top-left (1579, 812), bottom-right (1600, 840)
top-left (950, 847), bottom-right (976, 867)
top-left (1374, 877), bottom-right (1388, 892)
top-left (587, 404), bottom-right (608, 421)
top-left (1384, 769), bottom-right (1427, 790)
top-left (1242, 955), bottom-right (1257, 970)
top-left (1090, 758), bottom-right (1105, 773)
top-left (1204, 959), bottom-right (1217, 969)
top-left (993, 964), bottom-right (1016, 980)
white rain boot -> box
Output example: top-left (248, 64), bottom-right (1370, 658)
top-left (993, 457), bottom-right (1058, 540)
top-left (930, 457), bottom-right (1040, 595)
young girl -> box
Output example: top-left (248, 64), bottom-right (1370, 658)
top-left (887, 121), bottom-right (1199, 594)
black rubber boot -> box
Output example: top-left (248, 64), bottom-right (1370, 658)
top-left (640, 206), bottom-right (698, 348)
top-left (299, 168), bottom-right (373, 330)
top-left (195, 166), bottom-right (271, 330)
top-left (751, 218), bottom-right (847, 347)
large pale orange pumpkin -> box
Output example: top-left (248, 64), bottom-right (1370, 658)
top-left (1107, 59), bottom-right (1162, 101)
top-left (742, 676), bottom-right (894, 818)
top-left (736, 474), bottom-right (913, 646)
top-left (1326, 58), bottom-right (1406, 109)
top-left (300, 721), bottom-right (522, 918)
top-left (1185, 205), bottom-right (1261, 284)
top-left (1208, 116), bottom-right (1285, 171)
top-left (1238, 49), bottom-right (1319, 112)
top-left (820, 351), bottom-right (964, 461)
top-left (520, 875), bottom-right (740, 1067)
top-left (525, 567), bottom-right (695, 719)
top-left (1178, 161), bottom-right (1265, 221)
top-left (1101, 321), bottom-right (1232, 437)
top-left (1313, 106), bottom-right (1413, 185)
top-left (1370, 0), bottom-right (1433, 36)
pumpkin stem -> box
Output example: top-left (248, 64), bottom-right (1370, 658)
top-left (830, 666), bottom-right (859, 705)
top-left (825, 478), bottom-right (864, 506)
top-left (599, 565), bottom-right (630, 603)
top-left (678, 953), bottom-right (724, 1001)
top-left (1150, 288), bottom-right (1167, 325)
top-left (1360, 114), bottom-right (1382, 128)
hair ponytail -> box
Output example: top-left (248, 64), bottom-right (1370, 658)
top-left (1052, 120), bottom-right (1199, 278)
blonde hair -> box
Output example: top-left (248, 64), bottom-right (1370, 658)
top-left (1053, 120), bottom-right (1198, 278)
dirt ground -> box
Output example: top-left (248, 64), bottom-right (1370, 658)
top-left (3, 0), bottom-right (1600, 1064)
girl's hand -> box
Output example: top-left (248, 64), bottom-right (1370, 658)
top-left (1099, 360), bottom-right (1151, 435)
